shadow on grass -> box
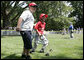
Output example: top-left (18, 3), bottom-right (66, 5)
top-left (1, 53), bottom-right (71, 59)
top-left (40, 48), bottom-right (83, 59)
top-left (1, 53), bottom-right (83, 59)
top-left (40, 54), bottom-right (72, 59)
top-left (1, 53), bottom-right (22, 59)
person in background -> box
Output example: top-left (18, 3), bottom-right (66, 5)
top-left (69, 22), bottom-right (74, 38)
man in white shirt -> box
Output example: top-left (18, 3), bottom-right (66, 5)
top-left (16, 2), bottom-right (38, 59)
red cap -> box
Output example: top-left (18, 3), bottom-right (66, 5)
top-left (29, 2), bottom-right (37, 7)
top-left (39, 13), bottom-right (48, 20)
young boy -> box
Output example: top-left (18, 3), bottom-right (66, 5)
top-left (30, 13), bottom-right (48, 53)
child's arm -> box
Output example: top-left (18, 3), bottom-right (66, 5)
top-left (36, 29), bottom-right (42, 36)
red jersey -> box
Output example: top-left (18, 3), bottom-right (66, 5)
top-left (34, 21), bottom-right (46, 35)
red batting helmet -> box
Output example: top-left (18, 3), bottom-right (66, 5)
top-left (39, 13), bottom-right (48, 20)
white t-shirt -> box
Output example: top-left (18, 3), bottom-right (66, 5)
top-left (20, 9), bottom-right (34, 31)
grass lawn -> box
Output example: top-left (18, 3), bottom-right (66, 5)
top-left (1, 32), bottom-right (83, 59)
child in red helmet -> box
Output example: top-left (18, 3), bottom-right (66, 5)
top-left (30, 13), bottom-right (49, 53)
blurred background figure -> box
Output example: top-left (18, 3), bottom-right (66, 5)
top-left (69, 22), bottom-right (74, 38)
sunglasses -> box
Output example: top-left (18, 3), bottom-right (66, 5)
top-left (31, 5), bottom-right (38, 8)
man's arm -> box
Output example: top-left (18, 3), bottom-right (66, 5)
top-left (16, 17), bottom-right (23, 31)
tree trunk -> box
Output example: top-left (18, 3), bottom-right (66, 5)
top-left (3, 15), bottom-right (10, 29)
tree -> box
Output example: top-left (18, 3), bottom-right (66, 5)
top-left (1, 1), bottom-right (75, 31)
top-left (69, 1), bottom-right (83, 28)
top-left (34, 1), bottom-right (74, 31)
top-left (1, 1), bottom-right (29, 29)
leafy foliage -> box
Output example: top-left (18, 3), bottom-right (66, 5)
top-left (1, 1), bottom-right (83, 30)
top-left (68, 1), bottom-right (83, 28)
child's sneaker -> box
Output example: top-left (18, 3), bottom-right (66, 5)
top-left (39, 49), bottom-right (44, 53)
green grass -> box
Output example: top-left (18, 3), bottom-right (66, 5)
top-left (1, 33), bottom-right (83, 59)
